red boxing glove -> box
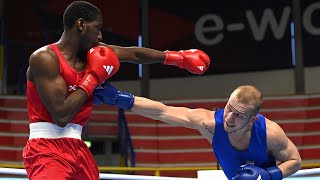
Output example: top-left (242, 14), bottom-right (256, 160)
top-left (79, 46), bottom-right (120, 96)
top-left (163, 49), bottom-right (210, 75)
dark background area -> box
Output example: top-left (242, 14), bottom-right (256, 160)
top-left (1, 0), bottom-right (320, 93)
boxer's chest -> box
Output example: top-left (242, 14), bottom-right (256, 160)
top-left (229, 134), bottom-right (251, 151)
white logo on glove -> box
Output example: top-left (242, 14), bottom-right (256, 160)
top-left (257, 175), bottom-right (262, 180)
top-left (198, 66), bottom-right (204, 71)
top-left (103, 65), bottom-right (114, 75)
top-left (89, 48), bottom-right (95, 54)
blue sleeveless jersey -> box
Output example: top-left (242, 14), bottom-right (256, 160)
top-left (212, 109), bottom-right (276, 179)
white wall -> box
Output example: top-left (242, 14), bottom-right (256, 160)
top-left (111, 66), bottom-right (320, 100)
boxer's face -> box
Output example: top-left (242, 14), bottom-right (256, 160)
top-left (79, 15), bottom-right (103, 51)
top-left (223, 95), bottom-right (255, 133)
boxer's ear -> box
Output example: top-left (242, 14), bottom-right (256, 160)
top-left (76, 18), bottom-right (85, 32)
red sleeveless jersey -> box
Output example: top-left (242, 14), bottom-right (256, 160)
top-left (26, 43), bottom-right (93, 126)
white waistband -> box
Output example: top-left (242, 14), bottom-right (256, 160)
top-left (29, 122), bottom-right (83, 140)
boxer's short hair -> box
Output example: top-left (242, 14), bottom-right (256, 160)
top-left (63, 1), bottom-right (102, 29)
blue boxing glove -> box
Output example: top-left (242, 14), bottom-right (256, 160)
top-left (93, 82), bottom-right (135, 110)
top-left (232, 164), bottom-right (282, 180)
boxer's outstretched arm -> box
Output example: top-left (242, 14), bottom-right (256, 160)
top-left (93, 82), bottom-right (216, 143)
top-left (28, 47), bottom-right (88, 127)
top-left (267, 120), bottom-right (302, 178)
top-left (132, 97), bottom-right (211, 128)
top-left (101, 43), bottom-right (211, 75)
top-left (132, 96), bottom-right (215, 143)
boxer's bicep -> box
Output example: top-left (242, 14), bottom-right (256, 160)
top-left (267, 120), bottom-right (298, 163)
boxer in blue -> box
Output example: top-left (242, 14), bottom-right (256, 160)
top-left (94, 83), bottom-right (301, 179)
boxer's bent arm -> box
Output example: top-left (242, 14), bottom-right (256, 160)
top-left (102, 43), bottom-right (165, 64)
top-left (29, 50), bottom-right (87, 127)
top-left (131, 96), bottom-right (215, 143)
top-left (267, 120), bottom-right (302, 178)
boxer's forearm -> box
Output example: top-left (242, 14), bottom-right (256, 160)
top-left (278, 159), bottom-right (301, 178)
top-left (101, 43), bottom-right (165, 64)
top-left (131, 96), bottom-right (197, 129)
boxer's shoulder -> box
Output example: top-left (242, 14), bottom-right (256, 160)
top-left (30, 45), bottom-right (58, 65)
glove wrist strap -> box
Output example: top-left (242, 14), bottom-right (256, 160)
top-left (79, 74), bottom-right (99, 96)
top-left (117, 92), bottom-right (135, 110)
top-left (266, 166), bottom-right (282, 180)
top-left (163, 51), bottom-right (182, 66)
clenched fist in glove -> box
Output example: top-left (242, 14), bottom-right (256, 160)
top-left (78, 46), bottom-right (120, 96)
top-left (163, 49), bottom-right (210, 75)
top-left (93, 82), bottom-right (135, 110)
top-left (232, 164), bottom-right (282, 180)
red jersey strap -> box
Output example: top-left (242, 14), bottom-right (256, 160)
top-left (49, 43), bottom-right (66, 73)
top-left (49, 43), bottom-right (63, 58)
top-left (48, 43), bottom-right (86, 76)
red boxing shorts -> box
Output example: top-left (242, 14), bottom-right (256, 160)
top-left (23, 122), bottom-right (99, 180)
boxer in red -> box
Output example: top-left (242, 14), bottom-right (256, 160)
top-left (23, 1), bottom-right (210, 179)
